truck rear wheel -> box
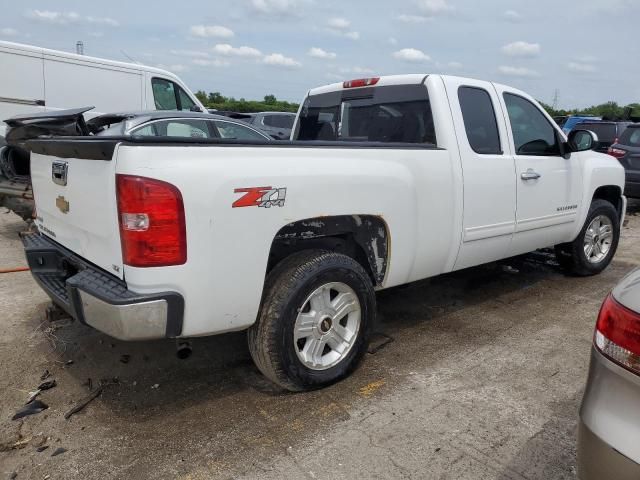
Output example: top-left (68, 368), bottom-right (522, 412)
top-left (248, 250), bottom-right (375, 391)
top-left (554, 199), bottom-right (620, 276)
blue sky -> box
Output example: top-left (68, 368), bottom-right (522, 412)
top-left (1, 0), bottom-right (638, 108)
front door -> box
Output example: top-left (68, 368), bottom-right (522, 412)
top-left (495, 88), bottom-right (583, 255)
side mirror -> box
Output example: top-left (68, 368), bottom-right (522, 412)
top-left (567, 129), bottom-right (598, 152)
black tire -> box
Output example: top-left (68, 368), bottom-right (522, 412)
top-left (247, 250), bottom-right (375, 392)
top-left (554, 199), bottom-right (620, 276)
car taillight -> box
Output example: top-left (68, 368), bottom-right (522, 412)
top-left (607, 147), bottom-right (627, 159)
top-left (116, 174), bottom-right (186, 267)
top-left (343, 77), bottom-right (380, 88)
top-left (595, 293), bottom-right (640, 375)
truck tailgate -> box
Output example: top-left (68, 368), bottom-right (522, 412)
top-left (30, 140), bottom-right (123, 279)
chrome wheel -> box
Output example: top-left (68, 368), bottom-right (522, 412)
top-left (293, 282), bottom-right (361, 371)
top-left (584, 215), bottom-right (614, 264)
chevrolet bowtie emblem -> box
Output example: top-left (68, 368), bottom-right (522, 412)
top-left (56, 196), bottom-right (70, 214)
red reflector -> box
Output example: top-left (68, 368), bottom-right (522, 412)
top-left (608, 147), bottom-right (627, 159)
top-left (116, 174), bottom-right (187, 267)
top-left (595, 293), bottom-right (640, 374)
top-left (343, 77), bottom-right (380, 88)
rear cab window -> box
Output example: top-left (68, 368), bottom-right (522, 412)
top-left (620, 127), bottom-right (640, 147)
top-left (294, 84), bottom-right (436, 145)
top-left (458, 86), bottom-right (502, 154)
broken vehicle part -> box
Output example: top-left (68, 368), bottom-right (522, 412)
top-left (12, 400), bottom-right (48, 420)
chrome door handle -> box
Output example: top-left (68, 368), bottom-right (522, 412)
top-left (521, 169), bottom-right (541, 181)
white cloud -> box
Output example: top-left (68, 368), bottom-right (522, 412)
top-left (396, 14), bottom-right (430, 23)
top-left (213, 44), bottom-right (262, 57)
top-left (416, 0), bottom-right (453, 16)
top-left (503, 10), bottom-right (522, 21)
top-left (249, 0), bottom-right (310, 16)
top-left (501, 41), bottom-right (541, 58)
top-left (393, 48), bottom-right (431, 63)
top-left (327, 17), bottom-right (350, 30)
top-left (170, 49), bottom-right (211, 58)
top-left (339, 66), bottom-right (375, 75)
top-left (26, 10), bottom-right (119, 27)
top-left (498, 65), bottom-right (540, 77)
top-left (308, 47), bottom-right (337, 59)
top-left (326, 17), bottom-right (359, 40)
top-left (568, 62), bottom-right (596, 73)
top-left (193, 58), bottom-right (230, 67)
top-left (190, 25), bottom-right (234, 38)
top-left (263, 53), bottom-right (301, 68)
top-left (86, 16), bottom-right (119, 27)
top-left (1, 27), bottom-right (18, 36)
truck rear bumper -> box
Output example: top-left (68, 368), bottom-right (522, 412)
top-left (22, 233), bottom-right (184, 340)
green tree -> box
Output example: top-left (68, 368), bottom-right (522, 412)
top-left (263, 94), bottom-right (277, 105)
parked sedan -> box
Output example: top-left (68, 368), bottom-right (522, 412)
top-left (608, 124), bottom-right (640, 198)
top-left (578, 267), bottom-right (640, 479)
top-left (243, 112), bottom-right (297, 140)
top-left (95, 110), bottom-right (272, 141)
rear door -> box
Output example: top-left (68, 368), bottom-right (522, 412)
top-left (443, 77), bottom-right (517, 270)
top-left (31, 141), bottom-right (124, 278)
top-left (495, 87), bottom-right (583, 254)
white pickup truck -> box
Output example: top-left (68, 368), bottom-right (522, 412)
top-left (21, 74), bottom-right (626, 391)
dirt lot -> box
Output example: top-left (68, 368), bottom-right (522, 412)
top-left (1, 202), bottom-right (639, 480)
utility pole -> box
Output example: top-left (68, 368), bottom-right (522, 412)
top-left (552, 89), bottom-right (559, 111)
top-left (76, 41), bottom-right (84, 55)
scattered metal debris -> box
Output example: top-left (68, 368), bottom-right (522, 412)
top-left (51, 447), bottom-right (67, 457)
top-left (65, 360), bottom-right (74, 366)
top-left (36, 445), bottom-right (49, 453)
top-left (12, 400), bottom-right (48, 420)
top-left (38, 380), bottom-right (56, 391)
top-left (25, 390), bottom-right (41, 405)
top-left (151, 384), bottom-right (160, 389)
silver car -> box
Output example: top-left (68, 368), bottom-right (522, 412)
top-left (579, 267), bottom-right (640, 479)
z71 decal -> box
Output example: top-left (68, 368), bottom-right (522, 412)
top-left (233, 186), bottom-right (287, 208)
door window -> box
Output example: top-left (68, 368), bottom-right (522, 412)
top-left (504, 93), bottom-right (561, 156)
top-left (264, 115), bottom-right (294, 129)
top-left (177, 87), bottom-right (197, 111)
top-left (131, 119), bottom-right (212, 138)
top-left (458, 87), bottom-right (502, 154)
top-left (215, 121), bottom-right (268, 140)
top-left (152, 78), bottom-right (178, 110)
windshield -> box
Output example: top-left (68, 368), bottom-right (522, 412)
top-left (578, 123), bottom-right (617, 143)
top-left (294, 84), bottom-right (436, 145)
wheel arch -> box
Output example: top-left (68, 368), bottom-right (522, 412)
top-left (592, 185), bottom-right (624, 219)
top-left (267, 215), bottom-right (390, 287)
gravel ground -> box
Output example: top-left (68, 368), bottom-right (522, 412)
top-left (1, 200), bottom-right (639, 480)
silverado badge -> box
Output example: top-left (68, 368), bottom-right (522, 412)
top-left (56, 195), bottom-right (70, 214)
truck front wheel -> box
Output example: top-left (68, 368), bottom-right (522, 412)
top-left (248, 250), bottom-right (375, 391)
top-left (554, 199), bottom-right (620, 276)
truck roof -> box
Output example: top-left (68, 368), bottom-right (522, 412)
top-left (0, 40), bottom-right (183, 81)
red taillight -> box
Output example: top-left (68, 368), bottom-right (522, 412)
top-left (343, 77), bottom-right (380, 88)
top-left (608, 147), bottom-right (627, 159)
top-left (595, 293), bottom-right (640, 374)
top-left (116, 174), bottom-right (186, 267)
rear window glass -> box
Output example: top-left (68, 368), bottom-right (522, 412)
top-left (294, 85), bottom-right (436, 145)
top-left (579, 123), bottom-right (617, 142)
top-left (264, 115), bottom-right (295, 129)
top-left (619, 127), bottom-right (640, 147)
top-left (458, 86), bottom-right (501, 155)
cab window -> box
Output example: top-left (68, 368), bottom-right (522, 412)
top-left (504, 93), bottom-right (561, 156)
top-left (152, 78), bottom-right (199, 111)
top-left (458, 86), bottom-right (502, 155)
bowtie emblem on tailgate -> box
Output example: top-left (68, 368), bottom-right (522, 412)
top-left (52, 161), bottom-right (68, 186)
